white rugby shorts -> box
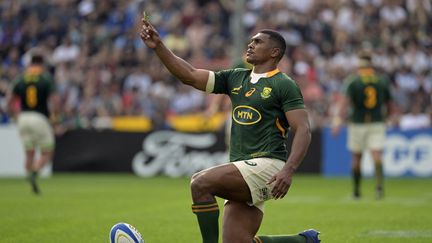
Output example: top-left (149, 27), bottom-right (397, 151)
top-left (232, 157), bottom-right (285, 212)
top-left (347, 122), bottom-right (385, 153)
top-left (17, 111), bottom-right (54, 151)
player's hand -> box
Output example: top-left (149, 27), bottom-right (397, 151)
top-left (139, 17), bottom-right (161, 49)
top-left (267, 167), bottom-right (294, 199)
top-left (331, 116), bottom-right (343, 137)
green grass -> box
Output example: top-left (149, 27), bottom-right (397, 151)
top-left (0, 174), bottom-right (431, 242)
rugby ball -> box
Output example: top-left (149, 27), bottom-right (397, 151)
top-left (110, 222), bottom-right (144, 243)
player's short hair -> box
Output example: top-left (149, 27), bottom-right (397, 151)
top-left (358, 50), bottom-right (372, 67)
top-left (30, 53), bottom-right (44, 65)
top-left (358, 51), bottom-right (371, 61)
top-left (259, 29), bottom-right (287, 61)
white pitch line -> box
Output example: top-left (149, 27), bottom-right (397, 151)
top-left (362, 230), bottom-right (432, 238)
top-left (278, 196), bottom-right (428, 206)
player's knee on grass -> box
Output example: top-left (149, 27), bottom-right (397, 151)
top-left (223, 231), bottom-right (254, 243)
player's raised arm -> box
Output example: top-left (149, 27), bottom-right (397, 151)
top-left (139, 15), bottom-right (210, 91)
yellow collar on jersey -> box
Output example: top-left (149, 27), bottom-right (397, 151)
top-left (26, 66), bottom-right (43, 76)
top-left (250, 68), bottom-right (280, 84)
top-left (265, 68), bottom-right (280, 77)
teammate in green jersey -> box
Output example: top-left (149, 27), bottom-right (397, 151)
top-left (6, 53), bottom-right (56, 194)
top-left (332, 51), bottom-right (392, 199)
top-left (140, 17), bottom-right (320, 243)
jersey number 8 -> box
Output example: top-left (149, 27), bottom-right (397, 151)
top-left (26, 85), bottom-right (38, 108)
top-left (363, 86), bottom-right (377, 109)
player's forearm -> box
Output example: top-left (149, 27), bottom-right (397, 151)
top-left (154, 42), bottom-right (199, 87)
top-left (284, 125), bottom-right (311, 174)
top-left (4, 92), bottom-right (13, 114)
top-left (331, 96), bottom-right (348, 127)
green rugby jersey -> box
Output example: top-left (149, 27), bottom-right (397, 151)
top-left (343, 67), bottom-right (391, 123)
top-left (12, 66), bottom-right (55, 118)
top-left (209, 68), bottom-right (305, 162)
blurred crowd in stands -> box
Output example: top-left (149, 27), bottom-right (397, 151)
top-left (0, 0), bottom-right (431, 132)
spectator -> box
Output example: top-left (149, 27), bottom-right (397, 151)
top-left (52, 37), bottom-right (80, 65)
top-left (0, 0), bottom-right (430, 131)
top-left (399, 101), bottom-right (431, 130)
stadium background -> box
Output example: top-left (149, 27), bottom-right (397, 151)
top-left (0, 1), bottom-right (432, 242)
top-left (1, 0), bottom-right (431, 177)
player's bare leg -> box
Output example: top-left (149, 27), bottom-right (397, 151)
top-left (223, 201), bottom-right (262, 243)
top-left (34, 150), bottom-right (53, 171)
top-left (25, 150), bottom-right (40, 194)
top-left (25, 150), bottom-right (35, 173)
top-left (191, 163), bottom-right (251, 243)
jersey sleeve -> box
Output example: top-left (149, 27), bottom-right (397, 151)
top-left (280, 77), bottom-right (305, 112)
top-left (44, 73), bottom-right (56, 94)
top-left (342, 75), bottom-right (356, 98)
top-left (11, 77), bottom-right (22, 96)
top-left (380, 75), bottom-right (392, 103)
top-left (213, 69), bottom-right (235, 95)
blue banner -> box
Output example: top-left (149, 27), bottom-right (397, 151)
top-left (323, 127), bottom-right (432, 177)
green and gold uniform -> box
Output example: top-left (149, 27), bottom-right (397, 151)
top-left (12, 66), bottom-right (55, 118)
top-left (343, 67), bottom-right (391, 123)
top-left (207, 68), bottom-right (305, 162)
top-left (343, 66), bottom-right (391, 199)
top-left (12, 66), bottom-right (55, 151)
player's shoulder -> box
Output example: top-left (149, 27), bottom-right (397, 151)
top-left (231, 67), bottom-right (252, 74)
top-left (218, 68), bottom-right (251, 80)
top-left (275, 72), bottom-right (299, 86)
top-left (216, 67), bottom-right (250, 75)
top-left (11, 75), bottom-right (25, 87)
top-left (345, 73), bottom-right (360, 83)
top-left (343, 73), bottom-right (362, 89)
top-left (279, 72), bottom-right (294, 81)
top-left (377, 72), bottom-right (391, 85)
top-left (38, 72), bottom-right (55, 86)
top-left (41, 71), bottom-right (53, 80)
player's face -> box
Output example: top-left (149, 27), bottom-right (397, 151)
top-left (245, 33), bottom-right (274, 65)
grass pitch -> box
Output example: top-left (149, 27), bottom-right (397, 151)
top-left (0, 174), bottom-right (431, 243)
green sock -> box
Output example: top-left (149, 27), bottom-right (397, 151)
top-left (254, 234), bottom-right (306, 243)
top-left (352, 168), bottom-right (361, 196)
top-left (31, 171), bottom-right (38, 180)
top-left (192, 201), bottom-right (219, 243)
top-left (375, 161), bottom-right (383, 189)
top-left (375, 161), bottom-right (384, 198)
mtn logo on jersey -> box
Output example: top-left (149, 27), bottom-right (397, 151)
top-left (233, 105), bottom-right (262, 125)
top-left (260, 87), bottom-right (272, 99)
